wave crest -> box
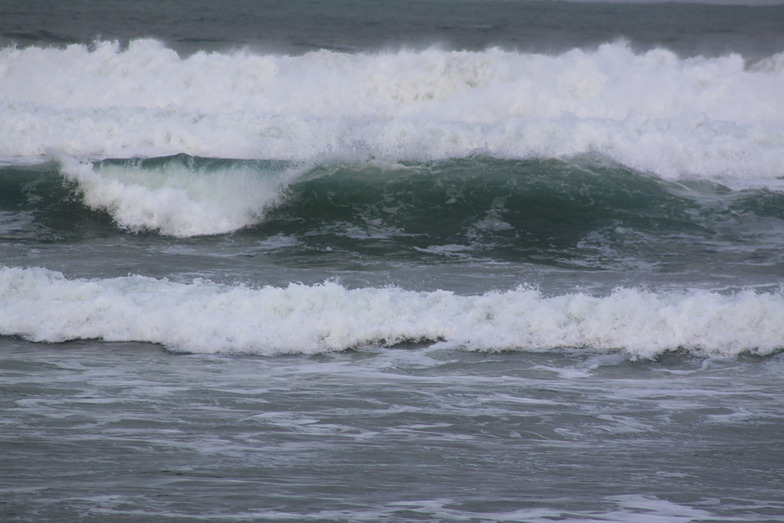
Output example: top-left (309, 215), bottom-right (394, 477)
top-left (2, 267), bottom-right (782, 358)
top-left (1, 40), bottom-right (783, 181)
top-left (58, 156), bottom-right (300, 236)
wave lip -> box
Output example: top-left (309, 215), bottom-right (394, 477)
top-left (2, 267), bottom-right (782, 358)
top-left (57, 156), bottom-right (301, 237)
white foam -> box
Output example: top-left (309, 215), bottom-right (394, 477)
top-left (2, 267), bottom-right (782, 358)
top-left (1, 40), bottom-right (783, 182)
top-left (58, 157), bottom-right (300, 236)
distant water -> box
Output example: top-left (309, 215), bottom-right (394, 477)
top-left (1, 1), bottom-right (784, 521)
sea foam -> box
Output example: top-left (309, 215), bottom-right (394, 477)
top-left (1, 267), bottom-right (782, 358)
top-left (58, 157), bottom-right (299, 236)
top-left (1, 40), bottom-right (783, 181)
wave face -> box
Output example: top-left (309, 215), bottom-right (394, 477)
top-left (1, 40), bottom-right (783, 183)
top-left (3, 155), bottom-right (782, 294)
top-left (2, 267), bottom-right (782, 357)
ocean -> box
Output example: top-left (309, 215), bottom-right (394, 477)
top-left (1, 0), bottom-right (784, 521)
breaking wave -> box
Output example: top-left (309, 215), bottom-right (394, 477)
top-left (1, 267), bottom-right (782, 358)
top-left (1, 40), bottom-right (783, 182)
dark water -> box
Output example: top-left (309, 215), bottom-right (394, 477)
top-left (3, 340), bottom-right (784, 521)
top-left (1, 1), bottom-right (784, 521)
top-left (4, 0), bottom-right (784, 57)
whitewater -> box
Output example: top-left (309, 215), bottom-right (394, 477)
top-left (2, 1), bottom-right (784, 521)
top-left (2, 40), bottom-right (783, 181)
top-left (2, 266), bottom-right (783, 357)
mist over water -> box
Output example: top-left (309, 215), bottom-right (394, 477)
top-left (2, 1), bottom-right (784, 521)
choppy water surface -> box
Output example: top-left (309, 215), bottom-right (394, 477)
top-left (2, 0), bottom-right (784, 521)
top-left (3, 340), bottom-right (784, 522)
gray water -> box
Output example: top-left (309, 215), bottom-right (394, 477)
top-left (4, 0), bottom-right (784, 57)
top-left (3, 340), bottom-right (784, 521)
top-left (2, 0), bottom-right (784, 521)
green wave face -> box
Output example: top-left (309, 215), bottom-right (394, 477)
top-left (2, 154), bottom-right (783, 275)
top-left (254, 157), bottom-right (784, 273)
